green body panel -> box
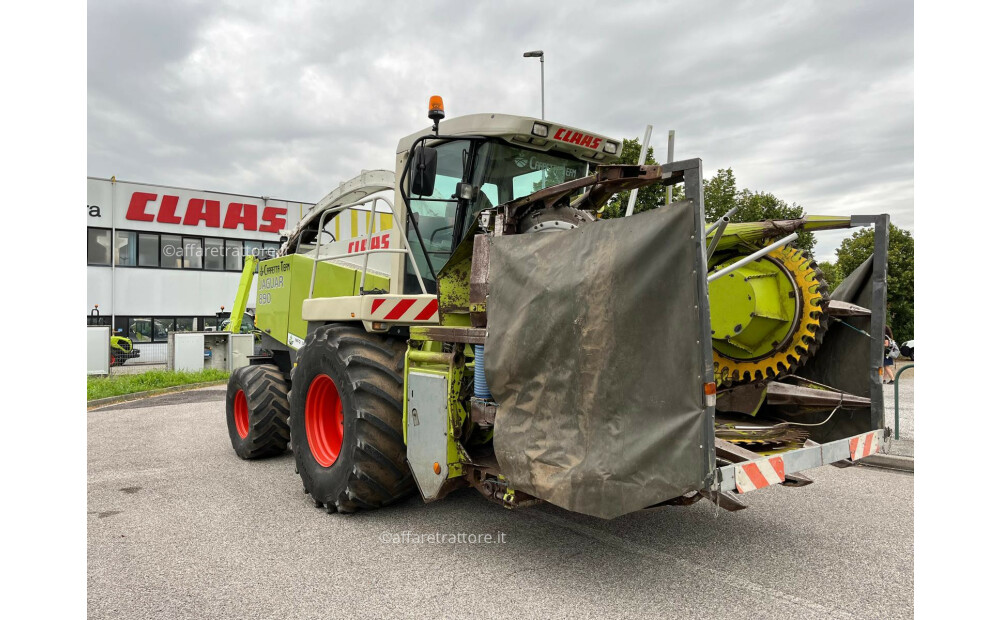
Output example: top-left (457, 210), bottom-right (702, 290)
top-left (706, 215), bottom-right (851, 256)
top-left (109, 335), bottom-right (132, 353)
top-left (228, 256), bottom-right (259, 333)
top-left (709, 257), bottom-right (797, 359)
top-left (254, 254), bottom-right (390, 349)
top-left (403, 339), bottom-right (470, 481)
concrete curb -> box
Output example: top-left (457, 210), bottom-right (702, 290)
top-left (87, 380), bottom-right (228, 410)
top-left (860, 453), bottom-right (914, 473)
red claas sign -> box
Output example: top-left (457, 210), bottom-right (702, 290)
top-left (552, 128), bottom-right (604, 150)
top-left (125, 192), bottom-right (287, 233)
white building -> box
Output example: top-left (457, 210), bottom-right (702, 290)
top-left (86, 177), bottom-right (314, 347)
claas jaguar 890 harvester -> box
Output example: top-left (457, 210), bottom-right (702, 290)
top-left (224, 98), bottom-right (891, 518)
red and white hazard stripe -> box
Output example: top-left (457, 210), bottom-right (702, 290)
top-left (734, 456), bottom-right (786, 494)
top-left (368, 296), bottom-right (439, 322)
top-left (848, 430), bottom-right (881, 461)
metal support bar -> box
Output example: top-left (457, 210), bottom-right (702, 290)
top-left (869, 215), bottom-right (890, 431)
top-left (705, 206), bottom-right (738, 235)
top-left (717, 428), bottom-right (888, 493)
top-left (707, 232), bottom-right (798, 282)
top-left (407, 350), bottom-right (454, 365)
top-left (705, 217), bottom-right (729, 260)
top-left (665, 129), bottom-right (675, 205)
top-left (893, 363), bottom-right (914, 440)
top-left (625, 125), bottom-right (653, 217)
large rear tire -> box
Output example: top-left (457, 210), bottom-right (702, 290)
top-left (290, 324), bottom-right (414, 514)
top-left (225, 364), bottom-right (291, 459)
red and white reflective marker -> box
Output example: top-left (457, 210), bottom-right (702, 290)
top-left (734, 456), bottom-right (786, 494)
top-left (368, 296), bottom-right (439, 322)
top-left (848, 430), bottom-right (881, 461)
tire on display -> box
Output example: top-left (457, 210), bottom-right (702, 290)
top-left (290, 324), bottom-right (414, 514)
top-left (225, 364), bottom-right (291, 459)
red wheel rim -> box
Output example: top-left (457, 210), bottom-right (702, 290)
top-left (305, 374), bottom-right (344, 467)
top-left (233, 389), bottom-right (249, 438)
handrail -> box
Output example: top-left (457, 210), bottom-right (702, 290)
top-left (308, 195), bottom-right (429, 299)
top-left (893, 363), bottom-right (914, 440)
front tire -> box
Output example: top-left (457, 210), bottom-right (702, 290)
top-left (290, 324), bottom-right (414, 513)
top-left (225, 364), bottom-right (291, 459)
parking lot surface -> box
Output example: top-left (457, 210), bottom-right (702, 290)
top-left (89, 386), bottom-right (913, 619)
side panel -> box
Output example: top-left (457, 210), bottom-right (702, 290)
top-left (254, 254), bottom-right (389, 348)
top-left (405, 371), bottom-right (450, 500)
top-left (795, 215), bottom-right (889, 442)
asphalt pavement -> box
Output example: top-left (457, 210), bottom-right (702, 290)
top-left (88, 387), bottom-right (913, 619)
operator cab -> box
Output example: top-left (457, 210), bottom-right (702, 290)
top-left (399, 101), bottom-right (619, 294)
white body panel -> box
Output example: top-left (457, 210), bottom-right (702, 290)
top-left (172, 333), bottom-right (206, 372)
top-left (87, 326), bottom-right (111, 375)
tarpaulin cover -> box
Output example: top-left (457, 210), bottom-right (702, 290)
top-left (485, 202), bottom-right (710, 519)
top-left (797, 255), bottom-right (877, 441)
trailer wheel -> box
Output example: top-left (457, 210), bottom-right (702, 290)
top-left (289, 324), bottom-right (414, 513)
top-left (225, 364), bottom-right (291, 459)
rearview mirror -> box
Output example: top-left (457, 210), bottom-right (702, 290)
top-left (410, 145), bottom-right (438, 197)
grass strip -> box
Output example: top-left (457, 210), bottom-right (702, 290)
top-left (88, 369), bottom-right (230, 401)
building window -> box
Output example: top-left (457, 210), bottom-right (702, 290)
top-left (138, 233), bottom-right (159, 267)
top-left (204, 238), bottom-right (225, 271)
top-left (202, 316), bottom-right (219, 331)
top-left (182, 237), bottom-right (203, 269)
top-left (245, 241), bottom-right (263, 259)
top-left (129, 317), bottom-right (153, 342)
top-left (87, 314), bottom-right (111, 327)
top-left (114, 316), bottom-right (128, 338)
top-left (153, 318), bottom-right (173, 341)
top-left (226, 240), bottom-right (244, 271)
top-left (161, 235), bottom-right (183, 269)
top-left (88, 228), bottom-right (111, 265)
top-left (175, 317), bottom-right (195, 332)
top-left (115, 230), bottom-right (137, 266)
top-left (263, 242), bottom-right (280, 259)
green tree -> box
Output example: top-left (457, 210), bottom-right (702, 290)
top-left (703, 167), bottom-right (738, 221)
top-left (601, 138), bottom-right (665, 218)
top-left (601, 161), bottom-right (815, 254)
top-left (817, 260), bottom-right (843, 292)
top-left (834, 224), bottom-right (914, 343)
top-left (700, 168), bottom-right (815, 254)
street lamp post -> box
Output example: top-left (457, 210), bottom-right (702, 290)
top-left (523, 50), bottom-right (544, 119)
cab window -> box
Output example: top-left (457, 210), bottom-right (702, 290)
top-left (407, 139), bottom-right (470, 288)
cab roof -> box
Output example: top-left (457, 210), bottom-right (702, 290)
top-left (396, 113), bottom-right (621, 164)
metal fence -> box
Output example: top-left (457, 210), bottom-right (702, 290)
top-left (87, 326), bottom-right (170, 376)
top-left (109, 341), bottom-right (168, 375)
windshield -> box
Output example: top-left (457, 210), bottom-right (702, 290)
top-left (403, 138), bottom-right (589, 293)
top-left (475, 142), bottom-right (588, 206)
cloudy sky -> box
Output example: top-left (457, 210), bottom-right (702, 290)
top-left (88, 0), bottom-right (913, 261)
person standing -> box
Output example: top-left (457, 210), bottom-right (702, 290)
top-left (883, 325), bottom-right (897, 384)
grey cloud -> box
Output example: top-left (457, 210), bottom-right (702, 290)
top-left (88, 0), bottom-right (912, 260)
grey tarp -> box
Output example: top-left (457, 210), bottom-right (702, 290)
top-left (797, 255), bottom-right (879, 442)
top-left (484, 202), bottom-right (710, 519)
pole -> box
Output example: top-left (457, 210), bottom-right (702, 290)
top-left (893, 364), bottom-right (914, 440)
top-left (540, 55), bottom-right (545, 120)
top-left (665, 130), bottom-right (675, 205)
top-left (110, 176), bottom-right (116, 332)
top-left (625, 125), bottom-right (653, 217)
top-left (707, 232), bottom-right (799, 282)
